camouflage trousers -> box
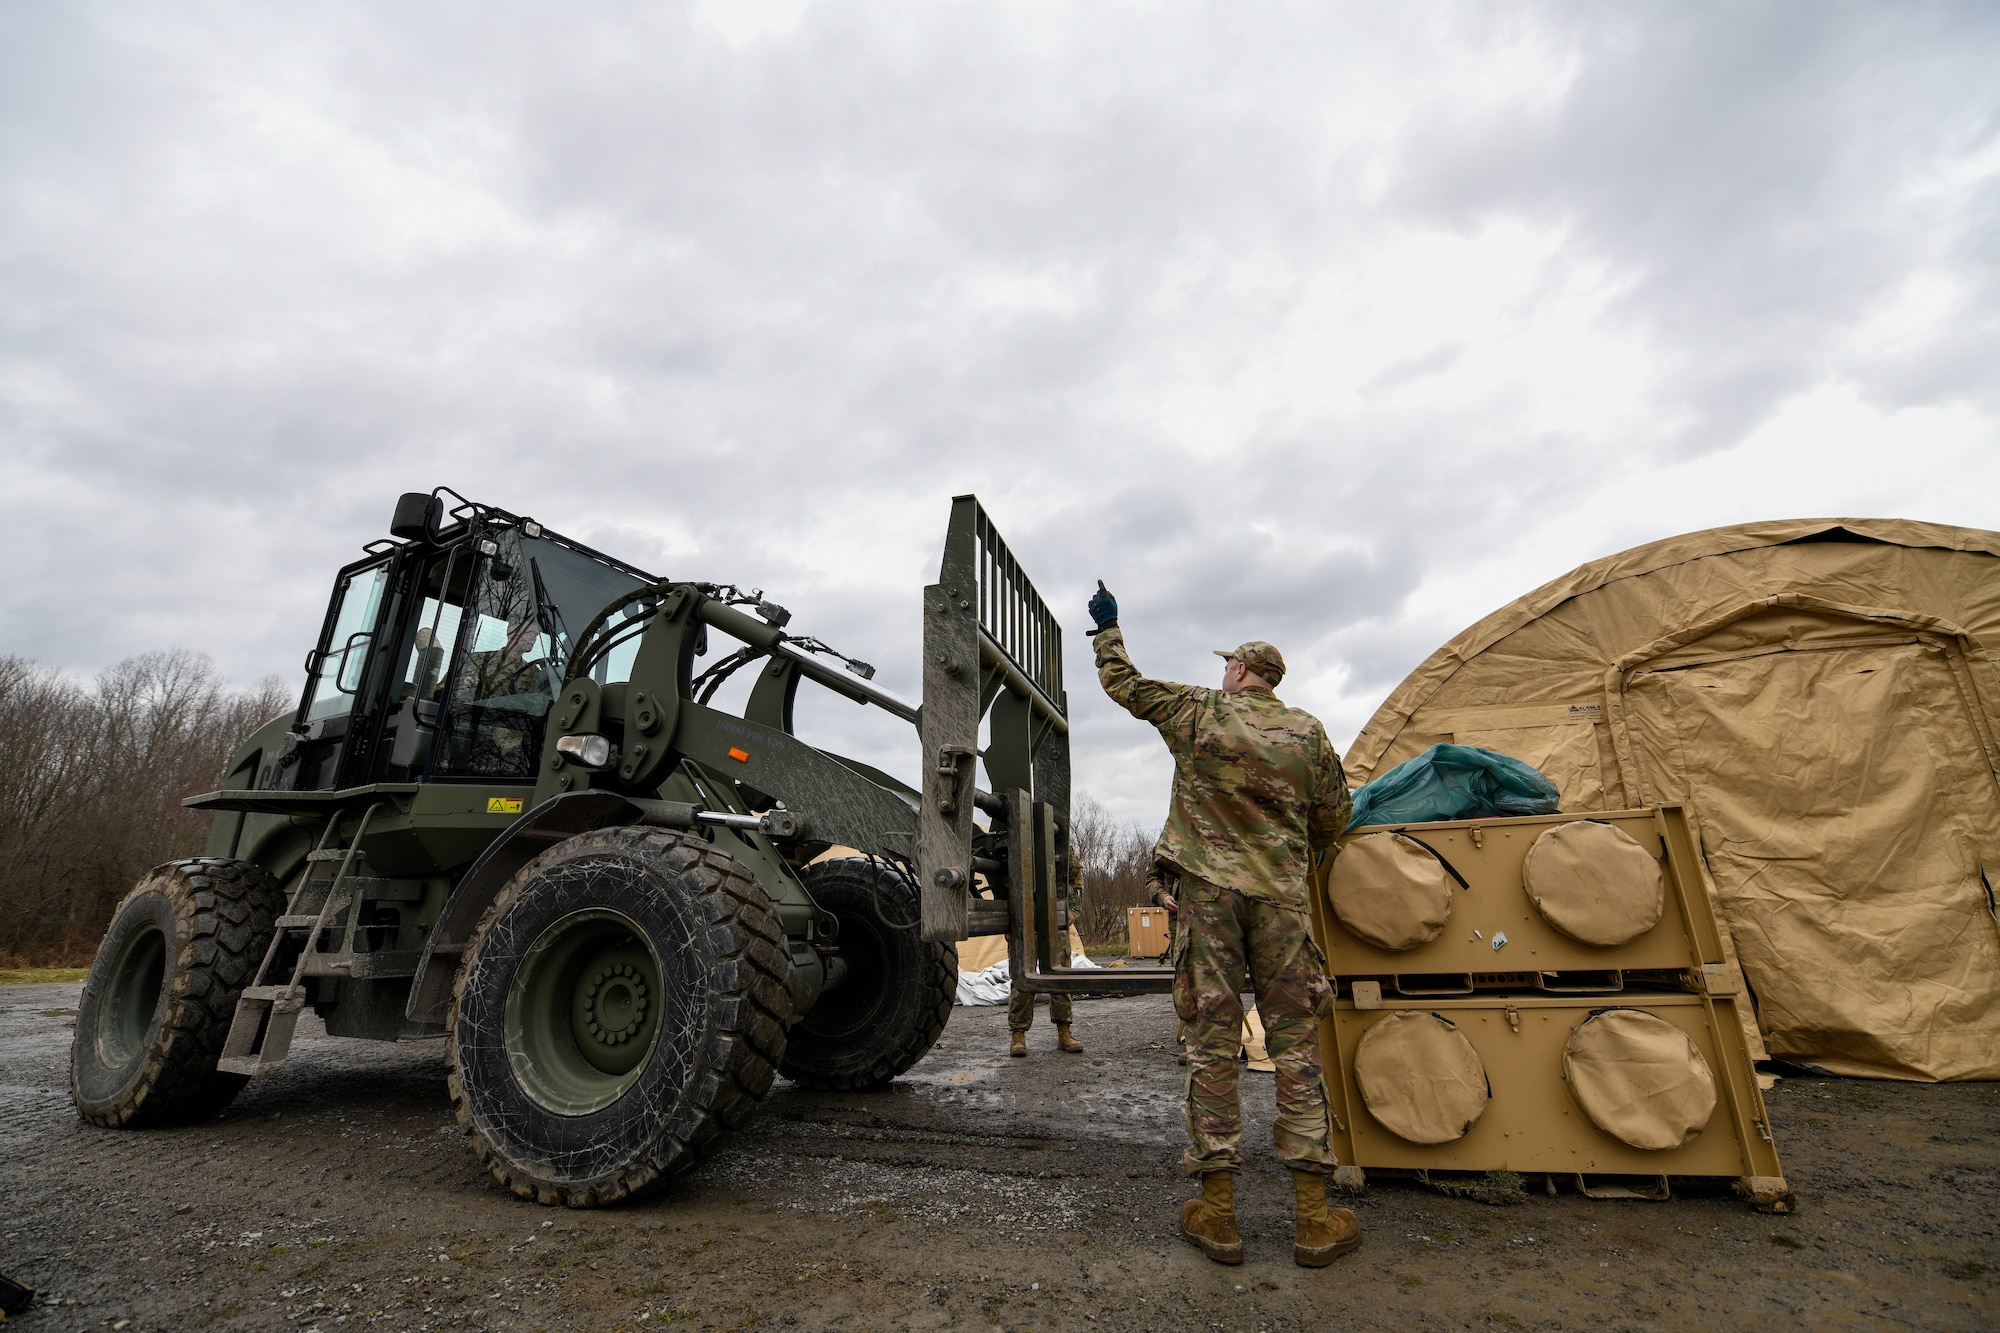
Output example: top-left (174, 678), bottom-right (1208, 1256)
top-left (1173, 879), bottom-right (1335, 1176)
top-left (1009, 937), bottom-right (1075, 1031)
top-left (1007, 985), bottom-right (1074, 1032)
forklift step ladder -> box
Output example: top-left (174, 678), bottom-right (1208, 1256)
top-left (217, 803), bottom-right (383, 1077)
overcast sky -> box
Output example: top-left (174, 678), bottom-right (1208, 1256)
top-left (3, 1), bottom-right (1997, 829)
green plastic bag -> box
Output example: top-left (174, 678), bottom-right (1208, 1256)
top-left (1349, 743), bottom-right (1560, 829)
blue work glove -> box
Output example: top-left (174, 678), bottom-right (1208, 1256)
top-left (1087, 580), bottom-right (1119, 635)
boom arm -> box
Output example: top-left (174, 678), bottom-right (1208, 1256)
top-left (534, 584), bottom-right (923, 864)
top-left (530, 494), bottom-right (1071, 947)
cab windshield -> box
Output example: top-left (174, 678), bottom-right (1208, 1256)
top-left (431, 530), bottom-right (650, 779)
top-left (519, 535), bottom-right (653, 683)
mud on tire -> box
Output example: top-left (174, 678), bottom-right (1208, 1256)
top-left (778, 857), bottom-right (956, 1091)
top-left (448, 826), bottom-right (791, 1207)
top-left (71, 858), bottom-right (283, 1128)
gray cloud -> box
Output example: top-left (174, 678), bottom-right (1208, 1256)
top-left (2, 0), bottom-right (1997, 830)
top-left (1388, 1), bottom-right (2000, 449)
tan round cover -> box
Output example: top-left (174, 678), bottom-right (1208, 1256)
top-left (1327, 832), bottom-right (1453, 952)
top-left (1564, 1009), bottom-right (1717, 1150)
top-left (1522, 820), bottom-right (1665, 946)
top-left (1352, 1010), bottom-right (1490, 1145)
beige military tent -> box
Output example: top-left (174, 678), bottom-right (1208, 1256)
top-left (1346, 519), bottom-right (2000, 1082)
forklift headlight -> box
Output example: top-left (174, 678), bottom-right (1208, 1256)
top-left (556, 733), bottom-right (614, 768)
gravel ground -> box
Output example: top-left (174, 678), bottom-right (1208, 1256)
top-left (2, 980), bottom-right (1996, 1331)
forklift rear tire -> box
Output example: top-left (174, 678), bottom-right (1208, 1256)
top-left (71, 858), bottom-right (283, 1128)
top-left (449, 826), bottom-right (792, 1206)
top-left (778, 857), bottom-right (957, 1091)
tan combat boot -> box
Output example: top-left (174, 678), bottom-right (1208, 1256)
top-left (1292, 1170), bottom-right (1363, 1266)
top-left (1179, 1172), bottom-right (1244, 1265)
top-left (1009, 1030), bottom-right (1027, 1058)
top-left (1056, 1023), bottom-right (1083, 1054)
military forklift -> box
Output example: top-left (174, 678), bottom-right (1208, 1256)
top-left (70, 490), bottom-right (1152, 1206)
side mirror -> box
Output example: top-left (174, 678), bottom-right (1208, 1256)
top-left (390, 492), bottom-right (444, 542)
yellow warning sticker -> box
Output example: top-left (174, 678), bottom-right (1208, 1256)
top-left (488, 796), bottom-right (525, 815)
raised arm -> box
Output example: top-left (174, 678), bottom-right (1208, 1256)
top-left (1093, 626), bottom-right (1199, 728)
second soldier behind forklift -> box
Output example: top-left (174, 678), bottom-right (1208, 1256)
top-left (1008, 863), bottom-right (1086, 1057)
top-left (1087, 581), bottom-right (1361, 1268)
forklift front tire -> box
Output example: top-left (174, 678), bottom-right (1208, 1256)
top-left (449, 826), bottom-right (792, 1206)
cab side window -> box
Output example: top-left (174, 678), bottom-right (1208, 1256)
top-left (306, 565), bottom-right (390, 723)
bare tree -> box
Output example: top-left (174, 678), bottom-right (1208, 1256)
top-left (1070, 793), bottom-right (1160, 947)
top-left (0, 651), bottom-right (288, 966)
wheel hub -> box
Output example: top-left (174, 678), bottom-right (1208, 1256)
top-left (98, 923), bottom-right (168, 1071)
top-left (582, 964), bottom-right (649, 1045)
top-left (504, 908), bottom-right (666, 1116)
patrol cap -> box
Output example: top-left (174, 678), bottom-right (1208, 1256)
top-left (1215, 640), bottom-right (1286, 686)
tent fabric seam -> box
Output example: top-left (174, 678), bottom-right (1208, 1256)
top-left (1601, 598), bottom-right (2000, 824)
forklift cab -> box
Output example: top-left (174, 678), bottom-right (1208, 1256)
top-left (277, 493), bottom-right (653, 793)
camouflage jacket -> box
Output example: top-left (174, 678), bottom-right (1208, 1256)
top-left (1094, 628), bottom-right (1351, 909)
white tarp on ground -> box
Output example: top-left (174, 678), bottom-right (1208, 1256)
top-left (955, 962), bottom-right (1014, 1006)
top-left (954, 946), bottom-right (1099, 1006)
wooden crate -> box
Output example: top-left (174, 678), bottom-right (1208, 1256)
top-left (1126, 905), bottom-right (1172, 958)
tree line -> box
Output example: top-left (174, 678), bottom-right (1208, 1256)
top-left (0, 651), bottom-right (288, 967)
top-left (0, 646), bottom-right (1160, 964)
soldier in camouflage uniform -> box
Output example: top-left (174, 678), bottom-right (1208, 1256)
top-left (1145, 851), bottom-right (1178, 910)
top-left (1009, 863), bottom-right (1084, 1056)
top-left (1088, 581), bottom-right (1361, 1268)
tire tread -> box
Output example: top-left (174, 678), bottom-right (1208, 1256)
top-left (71, 858), bottom-right (283, 1128)
top-left (448, 827), bottom-right (791, 1207)
top-left (779, 858), bottom-right (957, 1092)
